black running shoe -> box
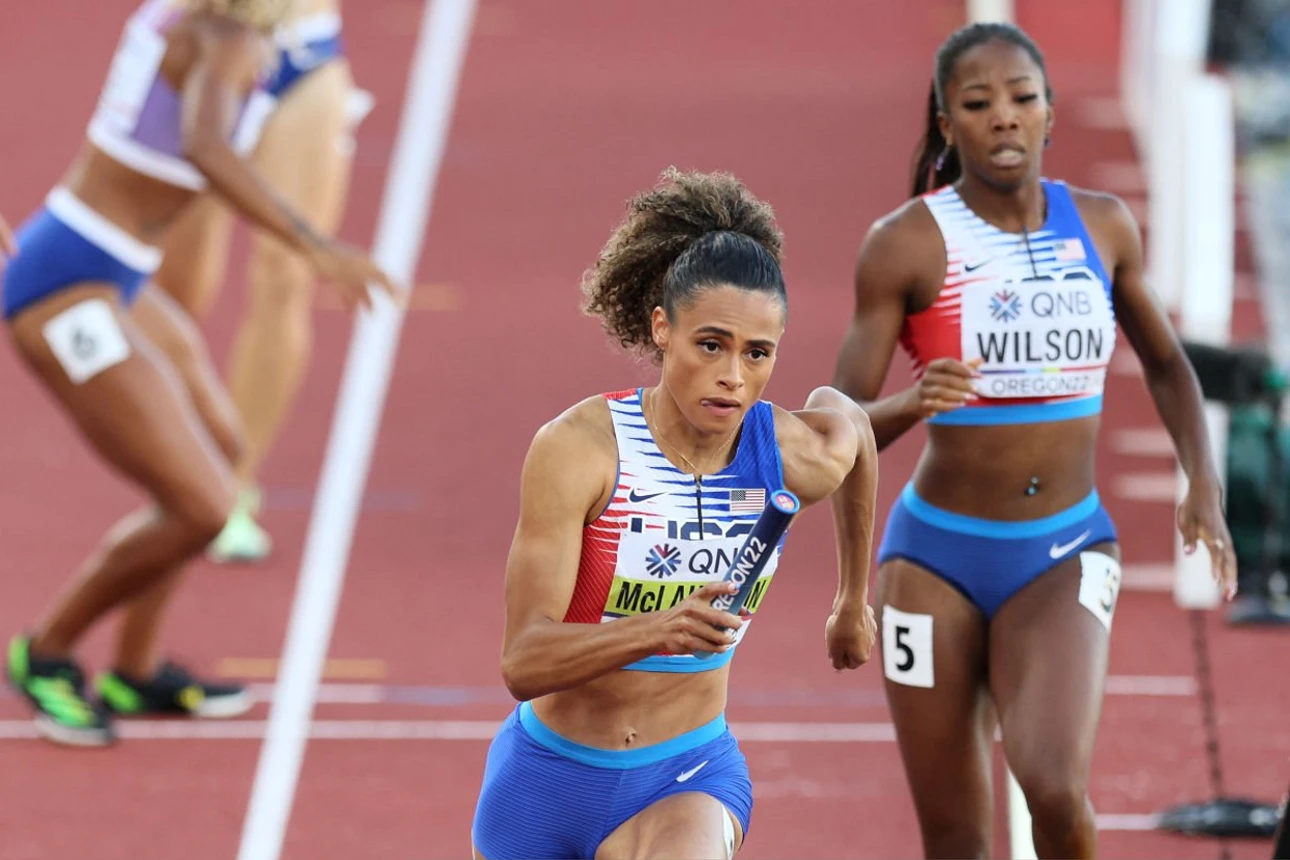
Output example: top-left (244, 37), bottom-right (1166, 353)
top-left (96, 661), bottom-right (252, 718)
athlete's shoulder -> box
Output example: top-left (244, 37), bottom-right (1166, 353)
top-left (519, 395), bottom-right (618, 506)
top-left (1062, 182), bottom-right (1126, 209)
top-left (769, 400), bottom-right (827, 448)
top-left (854, 194), bottom-right (944, 298)
top-left (1061, 182), bottom-right (1142, 255)
top-left (1060, 183), bottom-right (1138, 228)
top-left (865, 193), bottom-right (941, 246)
top-left (530, 394), bottom-right (617, 456)
top-left (769, 396), bottom-right (862, 451)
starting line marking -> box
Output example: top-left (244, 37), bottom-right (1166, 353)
top-left (218, 659), bottom-right (389, 681)
top-left (1102, 674), bottom-right (1197, 696)
top-left (1094, 813), bottom-right (1162, 831)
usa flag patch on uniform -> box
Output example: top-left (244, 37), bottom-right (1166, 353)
top-left (1053, 238), bottom-right (1086, 261)
top-left (729, 488), bottom-right (766, 513)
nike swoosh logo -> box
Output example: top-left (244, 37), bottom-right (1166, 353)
top-left (676, 760), bottom-right (709, 783)
top-left (964, 259), bottom-right (991, 273)
top-left (629, 489), bottom-right (667, 503)
top-left (1049, 530), bottom-right (1092, 559)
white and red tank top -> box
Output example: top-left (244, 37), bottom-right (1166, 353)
top-left (563, 389), bottom-right (789, 673)
top-left (900, 180), bottom-right (1118, 425)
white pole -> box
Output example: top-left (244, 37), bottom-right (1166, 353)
top-left (1120, 0), bottom-right (1158, 163)
top-left (966, 0), bottom-right (1014, 24)
top-left (1147, 0), bottom-right (1212, 310)
top-left (1174, 73), bottom-right (1235, 610)
top-left (233, 1), bottom-right (477, 858)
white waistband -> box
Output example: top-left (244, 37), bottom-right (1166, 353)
top-left (87, 121), bottom-right (208, 192)
top-left (45, 188), bottom-right (164, 274)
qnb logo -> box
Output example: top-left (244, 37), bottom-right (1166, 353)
top-left (645, 544), bottom-right (681, 578)
top-left (711, 537), bottom-right (767, 612)
top-left (989, 290), bottom-right (1022, 322)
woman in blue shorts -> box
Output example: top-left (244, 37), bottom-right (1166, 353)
top-left (832, 22), bottom-right (1236, 859)
top-left (471, 168), bottom-right (881, 859)
top-left (2, 0), bottom-right (395, 746)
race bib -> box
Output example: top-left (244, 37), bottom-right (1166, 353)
top-left (604, 529), bottom-right (779, 649)
top-left (960, 266), bottom-right (1116, 400)
top-left (42, 299), bottom-right (132, 385)
top-left (1078, 551), bottom-right (1122, 631)
top-left (882, 606), bottom-right (934, 688)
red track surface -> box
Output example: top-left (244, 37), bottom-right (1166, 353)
top-left (1, 2), bottom-right (1287, 858)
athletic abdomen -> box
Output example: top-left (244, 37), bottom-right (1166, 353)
top-left (917, 417), bottom-right (1101, 520)
top-left (531, 666), bottom-right (729, 750)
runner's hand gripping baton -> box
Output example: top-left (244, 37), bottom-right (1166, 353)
top-left (694, 488), bottom-right (801, 659)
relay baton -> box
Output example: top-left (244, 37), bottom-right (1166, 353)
top-left (694, 488), bottom-right (800, 659)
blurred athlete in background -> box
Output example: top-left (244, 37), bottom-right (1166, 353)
top-left (2, 0), bottom-right (396, 746)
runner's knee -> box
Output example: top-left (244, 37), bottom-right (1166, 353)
top-left (1013, 764), bottom-right (1089, 834)
top-left (164, 475), bottom-right (236, 547)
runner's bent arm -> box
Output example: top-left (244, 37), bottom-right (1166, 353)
top-left (833, 208), bottom-right (975, 449)
top-left (180, 19), bottom-right (332, 256)
top-left (778, 389), bottom-right (877, 610)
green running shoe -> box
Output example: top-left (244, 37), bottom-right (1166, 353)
top-left (207, 487), bottom-right (272, 564)
top-left (7, 634), bottom-right (114, 747)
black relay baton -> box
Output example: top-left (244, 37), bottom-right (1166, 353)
top-left (694, 488), bottom-right (800, 660)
